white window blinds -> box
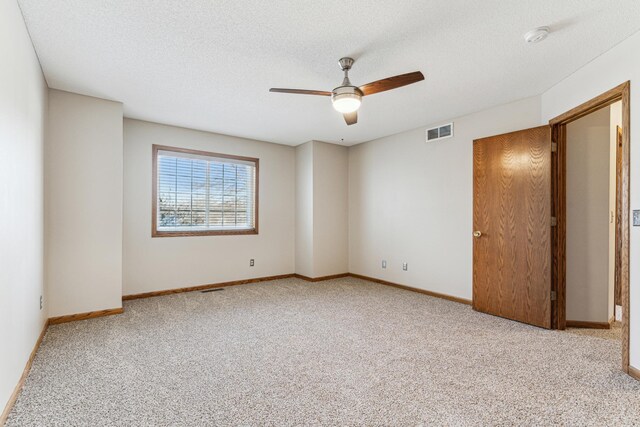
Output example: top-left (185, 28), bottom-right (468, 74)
top-left (155, 147), bottom-right (257, 234)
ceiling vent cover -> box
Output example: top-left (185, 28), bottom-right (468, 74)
top-left (426, 123), bottom-right (454, 142)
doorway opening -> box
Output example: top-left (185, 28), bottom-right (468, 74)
top-left (550, 81), bottom-right (630, 373)
top-left (561, 103), bottom-right (622, 343)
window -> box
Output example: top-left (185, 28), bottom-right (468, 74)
top-left (152, 145), bottom-right (258, 237)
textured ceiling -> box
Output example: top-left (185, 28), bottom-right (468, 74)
top-left (17, 0), bottom-right (640, 146)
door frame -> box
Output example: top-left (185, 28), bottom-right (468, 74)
top-left (616, 125), bottom-right (624, 310)
top-left (549, 81), bottom-right (631, 373)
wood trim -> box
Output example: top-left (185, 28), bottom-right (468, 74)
top-left (550, 81), bottom-right (630, 374)
top-left (49, 308), bottom-right (124, 325)
top-left (566, 320), bottom-right (611, 330)
top-left (551, 124), bottom-right (567, 329)
top-left (621, 83), bottom-right (631, 374)
top-left (152, 228), bottom-right (258, 238)
top-left (559, 124), bottom-right (567, 330)
top-left (0, 320), bottom-right (49, 426)
top-left (630, 365), bottom-right (640, 381)
top-left (293, 273), bottom-right (350, 282)
top-left (615, 126), bottom-right (623, 308)
top-left (151, 144), bottom-right (260, 238)
top-left (122, 274), bottom-right (294, 300)
top-left (549, 82), bottom-right (630, 125)
top-left (348, 273), bottom-right (472, 305)
top-left (613, 126), bottom-right (623, 312)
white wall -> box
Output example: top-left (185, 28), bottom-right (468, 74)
top-left (295, 141), bottom-right (314, 277)
top-left (348, 96), bottom-right (541, 300)
top-left (565, 107), bottom-right (611, 323)
top-left (540, 30), bottom-right (640, 370)
top-left (312, 141), bottom-right (348, 277)
top-left (123, 119), bottom-right (295, 295)
top-left (46, 90), bottom-right (123, 317)
top-left (0, 0), bottom-right (48, 415)
top-left (294, 141), bottom-right (348, 278)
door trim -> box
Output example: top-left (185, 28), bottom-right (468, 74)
top-left (615, 125), bottom-right (623, 309)
top-left (549, 81), bottom-right (630, 374)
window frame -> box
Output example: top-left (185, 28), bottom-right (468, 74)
top-left (151, 144), bottom-right (259, 237)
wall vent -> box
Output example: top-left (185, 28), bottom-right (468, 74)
top-left (426, 123), bottom-right (454, 142)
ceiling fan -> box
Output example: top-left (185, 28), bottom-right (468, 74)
top-left (269, 57), bottom-right (424, 126)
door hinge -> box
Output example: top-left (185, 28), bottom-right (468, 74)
top-left (551, 291), bottom-right (557, 301)
top-left (551, 216), bottom-right (557, 227)
top-left (551, 142), bottom-right (558, 152)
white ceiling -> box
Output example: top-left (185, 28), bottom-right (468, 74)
top-left (17, 0), bottom-right (640, 146)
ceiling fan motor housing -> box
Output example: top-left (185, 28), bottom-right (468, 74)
top-left (332, 85), bottom-right (363, 113)
top-left (332, 85), bottom-right (363, 97)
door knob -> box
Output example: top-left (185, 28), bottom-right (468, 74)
top-left (473, 231), bottom-right (482, 238)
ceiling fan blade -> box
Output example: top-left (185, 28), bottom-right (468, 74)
top-left (343, 111), bottom-right (357, 126)
top-left (359, 71), bottom-right (424, 96)
top-left (269, 88), bottom-right (332, 96)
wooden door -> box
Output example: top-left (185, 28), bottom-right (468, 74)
top-left (473, 126), bottom-right (553, 329)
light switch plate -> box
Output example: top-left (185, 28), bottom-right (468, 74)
top-left (402, 263), bottom-right (408, 271)
top-left (382, 260), bottom-right (387, 269)
top-left (634, 210), bottom-right (640, 226)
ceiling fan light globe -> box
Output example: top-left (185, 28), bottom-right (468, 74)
top-left (332, 92), bottom-right (362, 113)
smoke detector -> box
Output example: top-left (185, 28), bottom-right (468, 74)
top-left (524, 26), bottom-right (550, 43)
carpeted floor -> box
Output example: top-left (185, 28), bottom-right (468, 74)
top-left (6, 277), bottom-right (640, 426)
top-left (566, 321), bottom-right (623, 341)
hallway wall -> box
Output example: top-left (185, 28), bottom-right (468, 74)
top-left (565, 106), bottom-right (612, 323)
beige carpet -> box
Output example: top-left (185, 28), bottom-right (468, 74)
top-left (6, 277), bottom-right (640, 426)
top-left (566, 321), bottom-right (622, 341)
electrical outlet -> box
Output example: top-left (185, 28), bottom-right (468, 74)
top-left (402, 263), bottom-right (408, 271)
top-left (382, 260), bottom-right (387, 269)
top-left (40, 295), bottom-right (43, 310)
top-left (250, 259), bottom-right (255, 267)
